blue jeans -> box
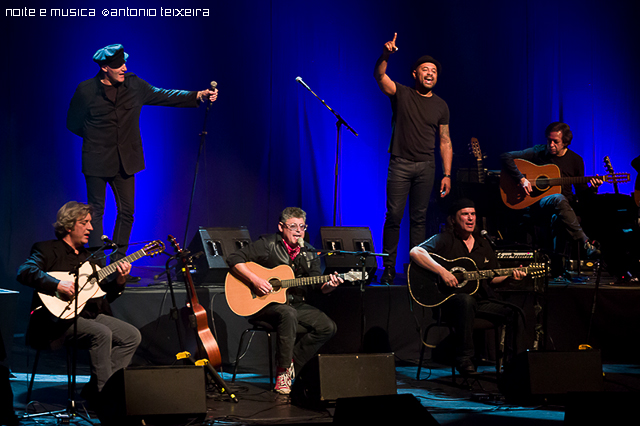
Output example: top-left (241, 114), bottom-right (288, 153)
top-left (382, 156), bottom-right (436, 269)
top-left (531, 193), bottom-right (588, 252)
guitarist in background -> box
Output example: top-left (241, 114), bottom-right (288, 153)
top-left (17, 201), bottom-right (141, 400)
top-left (226, 207), bottom-right (343, 395)
top-left (410, 199), bottom-right (526, 375)
top-left (500, 122), bottom-right (602, 277)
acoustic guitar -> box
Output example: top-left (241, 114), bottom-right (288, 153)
top-left (225, 262), bottom-right (363, 317)
top-left (40, 240), bottom-right (165, 319)
top-left (407, 253), bottom-right (546, 308)
top-left (500, 158), bottom-right (630, 209)
top-left (169, 235), bottom-right (222, 368)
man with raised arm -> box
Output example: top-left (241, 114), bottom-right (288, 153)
top-left (374, 33), bottom-right (453, 284)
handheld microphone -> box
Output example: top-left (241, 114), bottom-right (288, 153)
top-left (295, 76), bottom-right (312, 91)
top-left (480, 230), bottom-right (497, 249)
top-left (210, 81), bottom-right (217, 90)
top-left (101, 235), bottom-right (117, 248)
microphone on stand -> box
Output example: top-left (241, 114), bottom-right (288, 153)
top-left (295, 76), bottom-right (312, 92)
top-left (480, 230), bottom-right (497, 249)
top-left (297, 237), bottom-right (307, 252)
top-left (101, 235), bottom-right (117, 248)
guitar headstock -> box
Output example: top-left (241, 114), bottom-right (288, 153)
top-left (603, 156), bottom-right (614, 174)
top-left (469, 137), bottom-right (482, 160)
top-left (603, 173), bottom-right (631, 184)
top-left (168, 234), bottom-right (182, 253)
top-left (143, 240), bottom-right (166, 257)
top-left (344, 270), bottom-right (366, 282)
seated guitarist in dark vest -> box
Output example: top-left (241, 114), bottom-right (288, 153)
top-left (500, 122), bottom-right (602, 277)
top-left (16, 201), bottom-right (141, 400)
top-left (410, 199), bottom-right (526, 375)
top-left (226, 207), bottom-right (343, 395)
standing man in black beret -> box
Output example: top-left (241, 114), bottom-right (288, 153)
top-left (374, 33), bottom-right (453, 285)
top-left (67, 44), bottom-right (218, 277)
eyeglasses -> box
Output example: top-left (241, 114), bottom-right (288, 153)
top-left (281, 222), bottom-right (308, 231)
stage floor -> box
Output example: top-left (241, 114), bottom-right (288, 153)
top-left (8, 350), bottom-right (640, 425)
top-left (6, 265), bottom-right (640, 425)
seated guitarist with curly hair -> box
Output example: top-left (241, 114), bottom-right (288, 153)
top-left (410, 199), bottom-right (526, 375)
top-left (500, 122), bottom-right (602, 278)
top-left (226, 207), bottom-right (343, 395)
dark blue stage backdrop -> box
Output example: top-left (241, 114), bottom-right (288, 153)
top-left (2, 0), bottom-right (638, 323)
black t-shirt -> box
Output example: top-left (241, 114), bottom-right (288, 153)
top-left (389, 82), bottom-right (450, 162)
top-left (418, 230), bottom-right (498, 300)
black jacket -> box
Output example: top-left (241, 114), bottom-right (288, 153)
top-left (226, 233), bottom-right (323, 298)
top-left (17, 239), bottom-right (123, 347)
top-left (67, 72), bottom-right (199, 177)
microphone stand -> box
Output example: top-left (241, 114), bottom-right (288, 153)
top-left (296, 78), bottom-right (358, 226)
top-left (183, 97), bottom-right (215, 246)
top-left (318, 249), bottom-right (387, 349)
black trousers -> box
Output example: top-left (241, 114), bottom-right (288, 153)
top-left (252, 302), bottom-right (337, 373)
top-left (382, 156), bottom-right (436, 270)
top-left (85, 170), bottom-right (135, 262)
top-left (440, 293), bottom-right (525, 365)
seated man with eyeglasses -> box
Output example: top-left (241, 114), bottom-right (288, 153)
top-left (226, 207), bottom-right (343, 395)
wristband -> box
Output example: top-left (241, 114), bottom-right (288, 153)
top-left (443, 174), bottom-right (451, 178)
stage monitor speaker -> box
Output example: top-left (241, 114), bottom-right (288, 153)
top-left (99, 366), bottom-right (207, 425)
top-left (187, 226), bottom-right (252, 284)
top-left (291, 353), bottom-right (396, 409)
top-left (501, 350), bottom-right (603, 404)
top-left (333, 394), bottom-right (439, 425)
top-left (320, 226), bottom-right (377, 277)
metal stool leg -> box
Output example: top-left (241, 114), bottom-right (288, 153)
top-left (266, 331), bottom-right (273, 387)
top-left (26, 349), bottom-right (41, 403)
top-left (232, 329), bottom-right (253, 383)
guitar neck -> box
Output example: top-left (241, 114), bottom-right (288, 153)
top-left (476, 158), bottom-right (485, 183)
top-left (468, 266), bottom-right (531, 281)
top-left (281, 274), bottom-right (344, 289)
top-left (547, 175), bottom-right (598, 186)
top-left (97, 248), bottom-right (147, 281)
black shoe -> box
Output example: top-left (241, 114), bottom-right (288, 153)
top-left (456, 358), bottom-right (477, 376)
top-left (584, 240), bottom-right (601, 258)
top-left (126, 275), bottom-right (141, 283)
top-left (380, 267), bottom-right (395, 285)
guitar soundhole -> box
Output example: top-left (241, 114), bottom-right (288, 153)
top-left (269, 279), bottom-right (282, 291)
top-left (450, 267), bottom-right (467, 288)
top-left (535, 176), bottom-right (550, 191)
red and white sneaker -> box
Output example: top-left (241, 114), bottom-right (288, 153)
top-left (275, 367), bottom-right (292, 395)
top-left (287, 360), bottom-right (295, 380)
